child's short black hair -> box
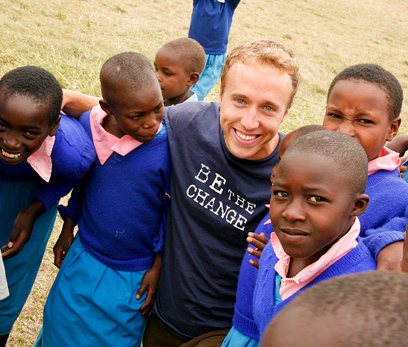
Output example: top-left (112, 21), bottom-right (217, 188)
top-left (0, 66), bottom-right (62, 125)
top-left (286, 130), bottom-right (368, 195)
top-left (262, 271), bottom-right (408, 347)
top-left (160, 38), bottom-right (206, 75)
top-left (328, 63), bottom-right (403, 120)
top-left (100, 52), bottom-right (157, 104)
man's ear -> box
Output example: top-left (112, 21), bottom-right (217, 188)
top-left (351, 193), bottom-right (369, 216)
top-left (49, 115), bottom-right (61, 137)
top-left (386, 117), bottom-right (401, 142)
top-left (187, 72), bottom-right (200, 87)
top-left (99, 99), bottom-right (112, 115)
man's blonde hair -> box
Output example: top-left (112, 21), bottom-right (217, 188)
top-left (220, 39), bottom-right (300, 106)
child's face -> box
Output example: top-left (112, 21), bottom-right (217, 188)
top-left (270, 150), bottom-right (366, 266)
top-left (0, 94), bottom-right (59, 165)
top-left (154, 48), bottom-right (193, 103)
top-left (219, 62), bottom-right (292, 161)
top-left (323, 80), bottom-right (400, 161)
top-left (102, 83), bottom-right (164, 143)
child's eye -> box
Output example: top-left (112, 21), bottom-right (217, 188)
top-left (24, 131), bottom-right (39, 139)
top-left (0, 124), bottom-right (7, 131)
top-left (164, 71), bottom-right (172, 77)
top-left (327, 113), bottom-right (342, 119)
top-left (274, 190), bottom-right (288, 198)
top-left (309, 195), bottom-right (327, 203)
top-left (357, 119), bottom-right (374, 125)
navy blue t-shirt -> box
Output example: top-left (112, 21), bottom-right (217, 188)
top-left (153, 101), bottom-right (282, 338)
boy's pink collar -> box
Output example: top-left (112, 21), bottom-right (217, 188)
top-left (367, 147), bottom-right (400, 175)
top-left (90, 105), bottom-right (162, 165)
top-left (27, 136), bottom-right (55, 182)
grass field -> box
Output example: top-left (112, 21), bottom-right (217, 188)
top-left (1, 0), bottom-right (408, 345)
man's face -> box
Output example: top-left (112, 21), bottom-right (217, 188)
top-left (219, 62), bottom-right (293, 161)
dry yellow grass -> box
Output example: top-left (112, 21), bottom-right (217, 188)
top-left (1, 0), bottom-right (408, 345)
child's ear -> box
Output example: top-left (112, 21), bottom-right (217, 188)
top-left (351, 193), bottom-right (369, 216)
top-left (187, 72), bottom-right (200, 87)
top-left (99, 99), bottom-right (112, 115)
top-left (386, 117), bottom-right (401, 142)
top-left (49, 115), bottom-right (61, 137)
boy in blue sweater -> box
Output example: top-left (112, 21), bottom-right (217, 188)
top-left (253, 130), bottom-right (376, 337)
top-left (36, 52), bottom-right (171, 347)
top-left (222, 125), bottom-right (323, 346)
top-left (323, 63), bottom-right (408, 269)
top-left (0, 66), bottom-right (95, 347)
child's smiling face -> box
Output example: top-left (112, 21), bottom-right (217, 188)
top-left (0, 94), bottom-right (59, 165)
top-left (270, 150), bottom-right (366, 267)
top-left (323, 80), bottom-right (400, 161)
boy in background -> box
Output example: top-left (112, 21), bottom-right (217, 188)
top-left (188, 0), bottom-right (241, 100)
top-left (154, 38), bottom-right (206, 106)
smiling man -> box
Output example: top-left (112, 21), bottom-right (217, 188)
top-left (61, 39), bottom-right (300, 347)
top-left (144, 39), bottom-right (300, 346)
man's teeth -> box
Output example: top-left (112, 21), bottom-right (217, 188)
top-left (236, 130), bottom-right (257, 141)
top-left (2, 149), bottom-right (22, 159)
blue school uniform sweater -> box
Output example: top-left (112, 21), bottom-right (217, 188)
top-left (231, 213), bottom-right (271, 341)
top-left (188, 0), bottom-right (241, 55)
top-left (253, 236), bottom-right (377, 337)
top-left (59, 110), bottom-right (171, 272)
top-left (0, 114), bottom-right (95, 211)
top-left (360, 168), bottom-right (408, 257)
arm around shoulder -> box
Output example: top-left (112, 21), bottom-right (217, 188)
top-left (62, 89), bottom-right (100, 119)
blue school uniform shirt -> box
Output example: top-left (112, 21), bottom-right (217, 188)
top-left (360, 168), bottom-right (408, 257)
top-left (253, 234), bottom-right (377, 337)
top-left (188, 0), bottom-right (241, 55)
top-left (0, 114), bottom-right (95, 211)
top-left (59, 109), bottom-right (171, 271)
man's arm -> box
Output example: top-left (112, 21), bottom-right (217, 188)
top-left (62, 89), bottom-right (100, 119)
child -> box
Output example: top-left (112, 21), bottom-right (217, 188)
top-left (188, 0), bottom-right (241, 100)
top-left (322, 63), bottom-right (408, 269)
top-left (37, 52), bottom-right (171, 347)
top-left (221, 125), bottom-right (323, 347)
top-left (253, 130), bottom-right (376, 337)
top-left (0, 66), bottom-right (95, 346)
top-left (154, 38), bottom-right (206, 106)
top-left (261, 271), bottom-right (408, 347)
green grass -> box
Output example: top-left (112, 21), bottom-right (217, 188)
top-left (2, 0), bottom-right (408, 345)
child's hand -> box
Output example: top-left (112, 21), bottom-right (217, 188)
top-left (386, 134), bottom-right (408, 157)
top-left (136, 254), bottom-right (162, 316)
top-left (54, 216), bottom-right (76, 268)
top-left (398, 156), bottom-right (407, 178)
top-left (377, 241), bottom-right (403, 271)
top-left (1, 200), bottom-right (45, 260)
top-left (246, 232), bottom-right (269, 269)
top-left (401, 230), bottom-right (408, 272)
